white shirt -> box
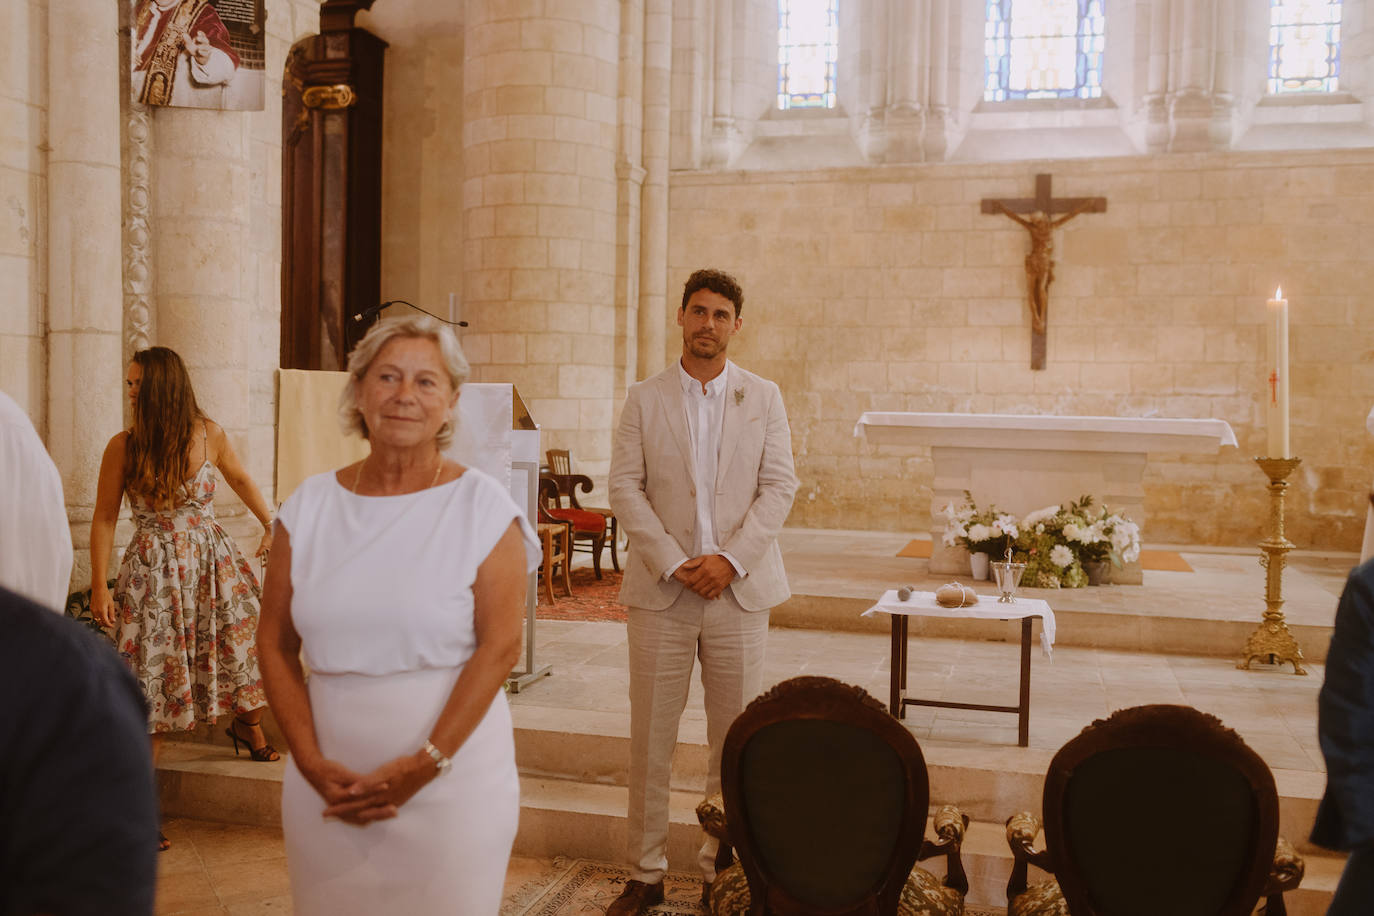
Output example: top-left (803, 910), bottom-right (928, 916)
top-left (0, 392), bottom-right (73, 611)
top-left (664, 361), bottom-right (744, 581)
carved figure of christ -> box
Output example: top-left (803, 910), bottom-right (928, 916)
top-left (981, 174), bottom-right (1107, 370)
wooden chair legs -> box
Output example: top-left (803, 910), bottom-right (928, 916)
top-left (537, 522), bottom-right (572, 603)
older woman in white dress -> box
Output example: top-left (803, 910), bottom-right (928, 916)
top-left (257, 315), bottom-right (538, 915)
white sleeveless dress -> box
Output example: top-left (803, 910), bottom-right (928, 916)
top-left (275, 468), bottom-right (538, 915)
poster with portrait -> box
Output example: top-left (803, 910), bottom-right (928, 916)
top-left (131, 0), bottom-right (266, 110)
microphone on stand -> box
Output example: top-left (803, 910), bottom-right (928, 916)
top-left (353, 299), bottom-right (469, 327)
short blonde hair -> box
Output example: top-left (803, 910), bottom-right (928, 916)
top-left (339, 314), bottom-right (470, 450)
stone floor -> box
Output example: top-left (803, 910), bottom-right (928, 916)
top-left (513, 618), bottom-right (1328, 773)
top-left (150, 824), bottom-right (584, 916)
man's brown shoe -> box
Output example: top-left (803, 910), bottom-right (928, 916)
top-left (606, 879), bottom-right (665, 916)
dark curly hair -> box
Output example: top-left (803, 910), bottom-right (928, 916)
top-left (680, 269), bottom-right (744, 318)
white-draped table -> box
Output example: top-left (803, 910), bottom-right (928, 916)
top-left (864, 591), bottom-right (1056, 747)
top-left (854, 412), bottom-right (1239, 581)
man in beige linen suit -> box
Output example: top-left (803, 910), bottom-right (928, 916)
top-left (606, 269), bottom-right (798, 915)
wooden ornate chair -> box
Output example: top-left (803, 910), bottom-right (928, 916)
top-left (1004, 704), bottom-right (1305, 916)
top-left (543, 448), bottom-right (618, 578)
top-left (697, 676), bottom-right (969, 916)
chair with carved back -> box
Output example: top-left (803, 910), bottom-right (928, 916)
top-left (697, 676), bottom-right (969, 916)
top-left (543, 448), bottom-right (618, 578)
top-left (1004, 704), bottom-right (1305, 916)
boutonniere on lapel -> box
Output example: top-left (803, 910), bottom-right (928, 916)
top-left (733, 387), bottom-right (745, 406)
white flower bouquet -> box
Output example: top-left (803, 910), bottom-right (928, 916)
top-left (940, 492), bottom-right (1016, 556)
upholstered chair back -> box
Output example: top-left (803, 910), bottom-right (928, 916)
top-left (1042, 705), bottom-right (1280, 916)
top-left (721, 677), bottom-right (931, 916)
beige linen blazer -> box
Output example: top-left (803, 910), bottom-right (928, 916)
top-left (609, 361), bottom-right (798, 612)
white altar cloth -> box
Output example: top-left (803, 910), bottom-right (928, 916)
top-left (854, 412), bottom-right (1238, 579)
top-left (863, 590), bottom-right (1056, 657)
top-left (854, 412), bottom-right (1238, 452)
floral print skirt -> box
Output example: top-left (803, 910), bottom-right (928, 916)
top-left (113, 509), bottom-right (267, 734)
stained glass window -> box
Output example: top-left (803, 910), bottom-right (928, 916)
top-left (778, 0), bottom-right (838, 110)
top-left (984, 0), bottom-right (1104, 102)
top-left (1269, 0), bottom-right (1342, 93)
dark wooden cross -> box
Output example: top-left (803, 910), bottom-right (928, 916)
top-left (981, 174), bottom-right (1107, 370)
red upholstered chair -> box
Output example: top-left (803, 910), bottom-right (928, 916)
top-left (543, 449), bottom-right (618, 578)
top-left (538, 468), bottom-right (610, 579)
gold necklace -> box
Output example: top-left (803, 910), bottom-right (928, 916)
top-left (352, 455), bottom-right (444, 494)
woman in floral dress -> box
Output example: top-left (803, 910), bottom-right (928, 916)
top-left (90, 347), bottom-right (278, 848)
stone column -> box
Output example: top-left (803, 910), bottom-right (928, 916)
top-left (46, 0), bottom-right (126, 589)
top-left (615, 0), bottom-right (646, 400)
top-left (703, 0), bottom-right (745, 166)
top-left (463, 0), bottom-right (622, 477)
top-left (922, 0), bottom-right (952, 160)
top-left (1144, 0), bottom-right (1235, 152)
top-left (151, 109), bottom-right (257, 508)
top-left (638, 0), bottom-right (671, 377)
top-left (856, 0), bottom-right (955, 163)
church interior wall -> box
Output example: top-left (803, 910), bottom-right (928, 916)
top-left (357, 1), bottom-right (467, 333)
top-left (135, 0), bottom-right (326, 563)
top-left (0, 0), bottom-right (48, 435)
top-left (666, 147), bottom-right (1374, 550)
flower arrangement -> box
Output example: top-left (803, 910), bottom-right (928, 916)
top-left (1012, 505), bottom-right (1087, 588)
top-left (1061, 495), bottom-right (1141, 569)
top-left (940, 492), bottom-right (1019, 557)
top-left (941, 494), bottom-right (1141, 588)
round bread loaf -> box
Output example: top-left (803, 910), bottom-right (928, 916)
top-left (935, 583), bottom-right (979, 607)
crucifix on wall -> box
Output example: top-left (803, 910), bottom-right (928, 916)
top-left (981, 174), bottom-right (1107, 370)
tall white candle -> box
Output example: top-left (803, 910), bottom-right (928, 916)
top-left (1265, 287), bottom-right (1290, 458)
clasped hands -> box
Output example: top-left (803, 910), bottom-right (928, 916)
top-left (672, 554), bottom-right (735, 601)
top-left (303, 752), bottom-right (437, 825)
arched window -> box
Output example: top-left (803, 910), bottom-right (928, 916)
top-left (984, 0), bottom-right (1105, 101)
top-left (777, 0), bottom-right (838, 109)
top-left (1269, 0), bottom-right (1342, 93)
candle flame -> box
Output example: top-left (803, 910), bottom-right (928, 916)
top-left (1275, 286), bottom-right (1283, 300)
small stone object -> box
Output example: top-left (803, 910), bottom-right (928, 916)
top-left (935, 583), bottom-right (979, 608)
top-left (897, 586), bottom-right (913, 601)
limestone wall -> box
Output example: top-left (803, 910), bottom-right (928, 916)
top-left (142, 0), bottom-right (324, 549)
top-left (461, 0), bottom-right (624, 479)
top-left (666, 150), bottom-right (1374, 550)
top-left (0, 0), bottom-right (47, 429)
top-left (360, 1), bottom-right (466, 322)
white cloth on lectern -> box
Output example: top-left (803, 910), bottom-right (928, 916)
top-left (0, 392), bottom-right (72, 611)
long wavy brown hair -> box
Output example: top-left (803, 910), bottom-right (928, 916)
top-left (126, 347), bottom-right (205, 506)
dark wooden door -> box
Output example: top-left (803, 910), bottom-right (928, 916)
top-left (280, 2), bottom-right (386, 370)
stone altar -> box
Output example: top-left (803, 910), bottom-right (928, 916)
top-left (854, 412), bottom-right (1239, 583)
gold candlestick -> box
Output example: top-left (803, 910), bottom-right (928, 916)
top-left (1238, 456), bottom-right (1307, 675)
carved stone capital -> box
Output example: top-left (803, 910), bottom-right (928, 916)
top-left (122, 102), bottom-right (154, 356)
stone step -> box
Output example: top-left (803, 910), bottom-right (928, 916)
top-left (508, 712), bottom-right (1332, 858)
top-left (156, 743), bottom-right (1342, 913)
top-left (516, 777), bottom-right (1344, 914)
top-left (160, 716), bottom-right (1333, 855)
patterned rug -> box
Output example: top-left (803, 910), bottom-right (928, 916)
top-left (504, 859), bottom-right (701, 916)
top-left (502, 857), bottom-right (1003, 916)
top-left (537, 568), bottom-right (629, 622)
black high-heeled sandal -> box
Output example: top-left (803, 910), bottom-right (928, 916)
top-left (226, 718), bottom-right (281, 762)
